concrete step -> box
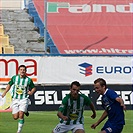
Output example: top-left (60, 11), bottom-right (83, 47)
top-left (1, 8), bottom-right (45, 54)
top-left (1, 10), bottom-right (30, 21)
top-left (14, 42), bottom-right (45, 54)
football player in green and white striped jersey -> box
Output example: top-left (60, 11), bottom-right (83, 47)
top-left (2, 65), bottom-right (36, 133)
top-left (52, 81), bottom-right (96, 133)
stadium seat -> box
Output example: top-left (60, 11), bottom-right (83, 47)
top-left (0, 35), bottom-right (9, 47)
top-left (28, 9), bottom-right (38, 18)
top-left (0, 24), bottom-right (4, 35)
top-left (28, 2), bottom-right (35, 10)
top-left (34, 16), bottom-right (44, 28)
top-left (27, 1), bottom-right (44, 37)
top-left (45, 31), bottom-right (55, 47)
top-left (48, 45), bottom-right (59, 54)
top-left (28, 2), bottom-right (38, 17)
top-left (3, 45), bottom-right (14, 54)
top-left (0, 47), bottom-right (2, 54)
top-left (38, 26), bottom-right (44, 37)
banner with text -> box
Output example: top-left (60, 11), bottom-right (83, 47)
top-left (29, 85), bottom-right (132, 111)
top-left (0, 56), bottom-right (133, 85)
top-left (0, 85), bottom-right (132, 111)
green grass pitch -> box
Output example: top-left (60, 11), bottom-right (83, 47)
top-left (0, 110), bottom-right (133, 133)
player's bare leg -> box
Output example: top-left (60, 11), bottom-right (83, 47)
top-left (13, 112), bottom-right (19, 120)
top-left (16, 111), bottom-right (25, 133)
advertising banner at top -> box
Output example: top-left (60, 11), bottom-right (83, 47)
top-left (33, 0), bottom-right (133, 55)
top-left (0, 56), bottom-right (133, 85)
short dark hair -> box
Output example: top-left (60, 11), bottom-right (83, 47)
top-left (94, 78), bottom-right (107, 88)
top-left (18, 65), bottom-right (27, 71)
top-left (70, 81), bottom-right (81, 88)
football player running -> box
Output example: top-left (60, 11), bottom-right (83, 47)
top-left (2, 65), bottom-right (36, 133)
top-left (91, 78), bottom-right (126, 133)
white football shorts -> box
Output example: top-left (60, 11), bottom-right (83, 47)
top-left (11, 98), bottom-right (29, 114)
top-left (53, 123), bottom-right (84, 133)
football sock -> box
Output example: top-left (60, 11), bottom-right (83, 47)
top-left (17, 119), bottom-right (24, 133)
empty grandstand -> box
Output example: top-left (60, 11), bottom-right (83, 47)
top-left (0, 0), bottom-right (45, 54)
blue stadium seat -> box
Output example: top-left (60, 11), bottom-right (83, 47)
top-left (38, 26), bottom-right (44, 37)
top-left (48, 46), bottom-right (59, 54)
top-left (34, 16), bottom-right (44, 28)
top-left (47, 39), bottom-right (54, 46)
top-left (28, 2), bottom-right (38, 17)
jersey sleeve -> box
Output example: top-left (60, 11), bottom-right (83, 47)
top-left (29, 78), bottom-right (35, 89)
top-left (8, 76), bottom-right (15, 86)
top-left (58, 96), bottom-right (68, 112)
top-left (107, 89), bottom-right (118, 100)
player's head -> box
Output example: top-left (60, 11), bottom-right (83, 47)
top-left (94, 78), bottom-right (107, 95)
top-left (18, 65), bottom-right (27, 77)
top-left (70, 81), bottom-right (81, 99)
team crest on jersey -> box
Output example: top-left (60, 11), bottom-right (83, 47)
top-left (69, 113), bottom-right (78, 120)
top-left (16, 85), bottom-right (25, 95)
top-left (68, 108), bottom-right (80, 120)
top-left (107, 127), bottom-right (112, 132)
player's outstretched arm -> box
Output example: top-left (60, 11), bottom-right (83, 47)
top-left (28, 87), bottom-right (36, 95)
top-left (89, 102), bottom-right (96, 119)
top-left (91, 110), bottom-right (107, 129)
top-left (2, 84), bottom-right (11, 98)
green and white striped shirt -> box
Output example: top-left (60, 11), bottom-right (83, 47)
top-left (58, 93), bottom-right (91, 125)
top-left (8, 75), bottom-right (35, 99)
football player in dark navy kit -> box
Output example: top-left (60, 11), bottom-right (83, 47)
top-left (91, 78), bottom-right (126, 133)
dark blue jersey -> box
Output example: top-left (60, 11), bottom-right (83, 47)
top-left (101, 89), bottom-right (125, 125)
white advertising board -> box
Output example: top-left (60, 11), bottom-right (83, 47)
top-left (0, 56), bottom-right (132, 85)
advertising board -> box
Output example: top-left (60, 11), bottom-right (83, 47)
top-left (0, 56), bottom-right (133, 85)
top-left (29, 85), bottom-right (133, 111)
